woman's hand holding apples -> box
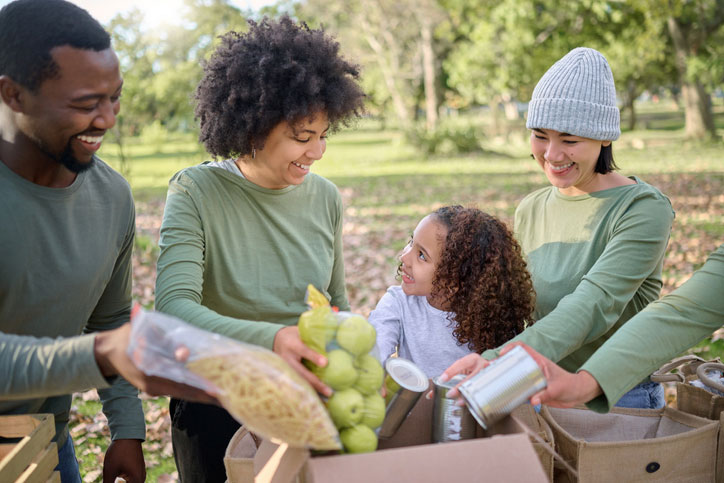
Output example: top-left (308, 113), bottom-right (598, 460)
top-left (272, 325), bottom-right (332, 397)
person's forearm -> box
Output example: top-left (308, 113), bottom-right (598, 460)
top-left (1, 332), bottom-right (109, 398)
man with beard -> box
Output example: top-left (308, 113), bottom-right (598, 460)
top-left (1, 1), bottom-right (151, 481)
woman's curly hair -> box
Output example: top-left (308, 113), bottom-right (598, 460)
top-left (430, 206), bottom-right (536, 354)
top-left (195, 16), bottom-right (365, 158)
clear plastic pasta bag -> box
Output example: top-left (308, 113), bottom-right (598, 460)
top-left (127, 308), bottom-right (341, 450)
top-left (299, 286), bottom-right (384, 453)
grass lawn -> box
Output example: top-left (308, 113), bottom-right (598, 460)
top-left (70, 108), bottom-right (724, 481)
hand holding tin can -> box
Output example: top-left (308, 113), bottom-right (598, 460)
top-left (457, 345), bottom-right (547, 429)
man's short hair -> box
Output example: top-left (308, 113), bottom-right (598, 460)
top-left (0, 0), bottom-right (111, 92)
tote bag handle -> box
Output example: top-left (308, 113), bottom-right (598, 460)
top-left (651, 355), bottom-right (708, 383)
top-left (696, 362), bottom-right (724, 393)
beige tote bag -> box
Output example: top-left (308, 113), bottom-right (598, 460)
top-left (540, 405), bottom-right (723, 483)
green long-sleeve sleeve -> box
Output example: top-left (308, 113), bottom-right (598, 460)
top-left (155, 164), bottom-right (349, 349)
top-left (0, 333), bottom-right (110, 399)
top-left (583, 243), bottom-right (724, 412)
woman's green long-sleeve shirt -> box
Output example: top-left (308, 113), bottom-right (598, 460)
top-left (155, 164), bottom-right (349, 348)
top-left (482, 178), bottom-right (674, 373)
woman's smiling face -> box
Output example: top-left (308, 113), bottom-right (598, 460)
top-left (530, 128), bottom-right (611, 196)
top-left (241, 113), bottom-right (329, 189)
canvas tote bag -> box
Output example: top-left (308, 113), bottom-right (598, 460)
top-left (509, 404), bottom-right (556, 482)
top-left (652, 355), bottom-right (724, 420)
top-left (540, 405), bottom-right (723, 483)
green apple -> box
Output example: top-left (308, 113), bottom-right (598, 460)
top-left (326, 388), bottom-right (365, 428)
top-left (384, 374), bottom-right (401, 405)
top-left (353, 354), bottom-right (384, 395)
top-left (340, 424), bottom-right (378, 453)
top-left (336, 315), bottom-right (376, 356)
top-left (360, 393), bottom-right (386, 429)
top-left (298, 306), bottom-right (337, 354)
top-left (319, 349), bottom-right (358, 391)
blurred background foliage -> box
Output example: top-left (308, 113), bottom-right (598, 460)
top-left (106, 0), bottom-right (724, 156)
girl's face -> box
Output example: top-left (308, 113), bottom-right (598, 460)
top-left (399, 215), bottom-right (447, 300)
top-left (530, 128), bottom-right (611, 196)
top-left (239, 113), bottom-right (329, 189)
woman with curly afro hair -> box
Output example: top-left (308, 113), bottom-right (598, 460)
top-left (154, 16), bottom-right (365, 482)
top-left (369, 205), bottom-right (535, 378)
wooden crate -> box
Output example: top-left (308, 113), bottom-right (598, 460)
top-left (0, 414), bottom-right (60, 483)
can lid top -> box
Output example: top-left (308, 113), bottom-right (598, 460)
top-left (432, 373), bottom-right (467, 390)
top-left (385, 358), bottom-right (429, 392)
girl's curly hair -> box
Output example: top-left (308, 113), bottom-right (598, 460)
top-left (194, 16), bottom-right (365, 158)
top-left (430, 206), bottom-right (536, 354)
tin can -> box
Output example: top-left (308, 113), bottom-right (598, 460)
top-left (458, 345), bottom-right (546, 429)
top-left (378, 358), bottom-right (429, 439)
top-left (431, 374), bottom-right (477, 443)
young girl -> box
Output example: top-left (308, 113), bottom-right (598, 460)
top-left (369, 205), bottom-right (536, 377)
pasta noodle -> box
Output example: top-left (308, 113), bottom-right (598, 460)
top-left (187, 347), bottom-right (341, 450)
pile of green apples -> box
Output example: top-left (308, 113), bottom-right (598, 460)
top-left (299, 306), bottom-right (385, 454)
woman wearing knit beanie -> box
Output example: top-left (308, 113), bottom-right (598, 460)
top-left (441, 48), bottom-right (674, 409)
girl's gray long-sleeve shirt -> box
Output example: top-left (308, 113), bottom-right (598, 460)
top-left (369, 286), bottom-right (473, 378)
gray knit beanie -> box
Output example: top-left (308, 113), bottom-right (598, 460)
top-left (526, 47), bottom-right (620, 141)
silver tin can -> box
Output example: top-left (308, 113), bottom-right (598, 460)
top-left (431, 374), bottom-right (477, 443)
top-left (459, 345), bottom-right (546, 429)
top-left (378, 358), bottom-right (429, 439)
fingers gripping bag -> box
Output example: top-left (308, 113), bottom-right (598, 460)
top-left (299, 285), bottom-right (384, 454)
top-left (127, 308), bottom-right (341, 450)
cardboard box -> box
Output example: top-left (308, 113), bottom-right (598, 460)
top-left (0, 413), bottom-right (60, 483)
top-left (225, 396), bottom-right (550, 482)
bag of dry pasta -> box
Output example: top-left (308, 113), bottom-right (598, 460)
top-left (299, 285), bottom-right (384, 454)
top-left (127, 308), bottom-right (340, 450)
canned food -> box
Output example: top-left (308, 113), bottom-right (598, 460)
top-left (378, 358), bottom-right (429, 439)
top-left (458, 345), bottom-right (546, 429)
top-left (431, 374), bottom-right (476, 443)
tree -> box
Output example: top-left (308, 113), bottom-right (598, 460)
top-left (108, 9), bottom-right (157, 137)
top-left (442, 0), bottom-right (684, 134)
top-left (297, 0), bottom-right (448, 130)
top-left (659, 0), bottom-right (724, 139)
top-left (107, 0), bottom-right (248, 137)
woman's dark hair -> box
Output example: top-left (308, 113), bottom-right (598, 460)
top-left (595, 143), bottom-right (617, 174)
top-left (0, 0), bottom-right (110, 92)
top-left (430, 206), bottom-right (536, 354)
top-left (195, 16), bottom-right (366, 158)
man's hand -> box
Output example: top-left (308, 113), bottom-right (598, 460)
top-left (499, 342), bottom-right (603, 407)
top-left (93, 323), bottom-right (219, 404)
top-left (103, 439), bottom-right (145, 483)
top-left (273, 326), bottom-right (332, 397)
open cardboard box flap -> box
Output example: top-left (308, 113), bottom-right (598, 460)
top-left (227, 395), bottom-right (548, 483)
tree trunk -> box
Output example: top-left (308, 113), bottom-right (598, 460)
top-left (489, 95), bottom-right (503, 137)
top-left (681, 81), bottom-right (716, 140)
top-left (110, 121), bottom-right (130, 179)
top-left (361, 29), bottom-right (412, 128)
top-left (666, 16), bottom-right (716, 139)
top-left (625, 79), bottom-right (637, 132)
top-left (501, 93), bottom-right (519, 121)
top-left (420, 19), bottom-right (438, 132)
